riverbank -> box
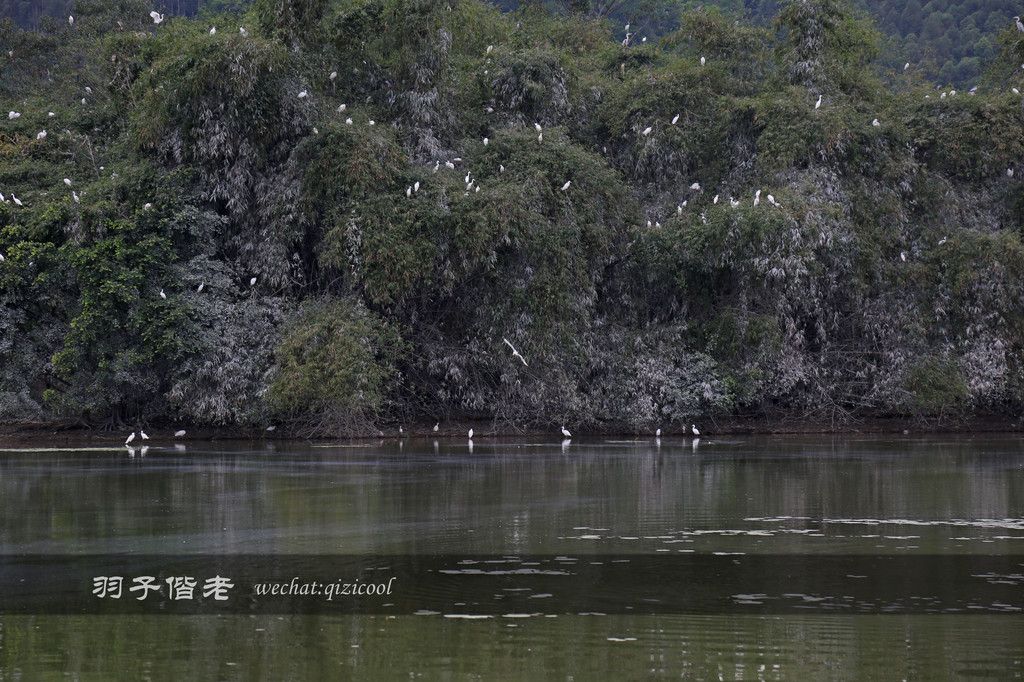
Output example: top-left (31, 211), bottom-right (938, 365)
top-left (1, 413), bottom-right (1020, 447)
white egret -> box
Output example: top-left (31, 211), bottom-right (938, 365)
top-left (485, 106), bottom-right (494, 113)
top-left (85, 86), bottom-right (92, 93)
top-left (940, 92), bottom-right (946, 99)
top-left (713, 195), bottom-right (719, 204)
top-left (345, 118), bottom-right (353, 125)
top-left (1014, 88), bottom-right (1021, 95)
top-left (537, 132), bottom-right (542, 143)
top-left (445, 161), bottom-right (455, 170)
top-left (900, 251), bottom-right (906, 262)
top-left (197, 282), bottom-right (204, 292)
top-left (949, 90), bottom-right (956, 96)
top-left (414, 181), bottom-right (420, 193)
top-left (468, 428), bottom-right (474, 439)
top-left (691, 424), bottom-right (700, 436)
top-left (815, 95), bottom-right (822, 109)
top-left (690, 182), bottom-right (700, 190)
top-left (682, 200), bottom-right (687, 207)
top-left (625, 23), bottom-right (629, 31)
top-left (561, 426), bottom-right (571, 438)
top-left (36, 130), bottom-right (46, 140)
top-left (499, 164), bottom-right (505, 173)
top-left (72, 191), bottom-right (79, 203)
top-left (1008, 168), bottom-right (1014, 178)
top-left (872, 118), bottom-right (880, 126)
top-left (8, 111), bottom-right (20, 119)
top-left (140, 430), bottom-right (149, 440)
top-left (159, 289), bottom-right (166, 299)
top-left (535, 122), bottom-right (542, 131)
top-left (938, 237), bottom-right (947, 246)
top-left (904, 62), bottom-right (910, 70)
top-left (250, 276), bottom-right (257, 286)
top-left (210, 26), bottom-right (216, 35)
top-left (0, 253), bottom-right (4, 261)
top-left (1016, 16), bottom-right (1024, 32)
top-left (266, 425), bottom-right (276, 431)
top-left (655, 428), bottom-right (661, 437)
top-left (81, 98), bottom-right (86, 105)
top-left (433, 423), bottom-right (439, 432)
top-left (641, 36), bottom-right (646, 43)
top-left (298, 90), bottom-right (308, 98)
top-left (503, 337), bottom-right (528, 366)
top-left (69, 15), bottom-right (74, 25)
top-left (754, 189), bottom-right (761, 206)
top-left (677, 205), bottom-right (682, 215)
top-left (406, 186), bottom-right (412, 198)
top-left (474, 185), bottom-right (480, 193)
top-left (144, 202), bottom-right (152, 210)
top-left (730, 197), bottom-right (739, 207)
top-left (368, 120), bottom-right (375, 126)
top-left (0, 192), bottom-right (5, 203)
top-left (486, 45), bottom-right (493, 54)
top-left (125, 432), bottom-right (135, 445)
top-left (312, 127), bottom-right (318, 134)
top-left (240, 27), bottom-right (247, 37)
top-left (767, 194), bottom-right (777, 206)
top-left (64, 178), bottom-right (72, 187)
top-left (700, 56), bottom-right (705, 66)
top-left (12, 195), bottom-right (22, 206)
top-left (174, 430), bottom-right (186, 437)
top-left (642, 126), bottom-right (652, 136)
top-left (560, 181), bottom-right (571, 191)
top-left (338, 103), bottom-right (346, 112)
top-left (483, 137), bottom-right (488, 146)
top-left (671, 114), bottom-right (679, 125)
top-left (48, 112), bottom-right (55, 117)
top-left (150, 11), bottom-right (164, 24)
top-left (330, 71), bottom-right (337, 80)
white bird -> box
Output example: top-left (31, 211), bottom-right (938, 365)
top-left (700, 56), bottom-right (705, 66)
top-left (414, 181), bottom-right (420, 193)
top-left (368, 120), bottom-right (375, 126)
top-left (655, 428), bottom-right (661, 437)
top-left (535, 122), bottom-right (542, 132)
top-left (445, 161), bottom-right (455, 170)
top-left (671, 114), bottom-right (679, 125)
top-left (85, 87), bottom-right (92, 94)
top-left (159, 289), bottom-right (166, 299)
top-left (48, 112), bottom-right (55, 117)
top-left (872, 118), bottom-right (880, 126)
top-left (815, 95), bottom-right (822, 109)
top-left (537, 132), bottom-right (542, 143)
top-left (938, 237), bottom-right (947, 246)
top-left (81, 98), bottom-right (86, 105)
top-left (174, 430), bottom-right (186, 437)
top-left (330, 71), bottom-right (337, 80)
top-left (560, 181), bottom-right (571, 191)
top-left (691, 424), bottom-right (700, 436)
top-left (144, 202), bottom-right (152, 210)
top-left (1008, 168), bottom-right (1014, 178)
top-left (767, 194), bottom-right (777, 206)
top-left (72, 191), bottom-right (79, 203)
top-left (690, 182), bottom-right (700, 190)
top-left (140, 430), bottom-right (149, 440)
top-left (69, 15), bottom-right (73, 25)
top-left (642, 126), bottom-right (652, 136)
top-left (0, 253), bottom-right (4, 261)
top-left (1014, 88), bottom-right (1021, 95)
top-left (485, 106), bottom-right (494, 114)
top-left (8, 111), bottom-right (20, 119)
top-left (486, 45), bottom-right (493, 54)
top-left (240, 27), bottom-right (247, 36)
top-left (625, 23), bottom-right (629, 31)
top-left (266, 425), bottom-right (276, 431)
top-left (904, 62), bottom-right (909, 70)
top-left (197, 282), bottom-right (204, 292)
top-left (298, 90), bottom-right (308, 98)
top-left (754, 189), bottom-right (761, 206)
top-left (64, 178), bottom-right (72, 187)
top-left (150, 11), bottom-right (164, 24)
top-left (940, 92), bottom-right (946, 99)
top-left (210, 26), bottom-right (216, 35)
top-left (433, 423), bottom-right (439, 432)
top-left (561, 425), bottom-right (571, 438)
top-left (677, 205), bottom-right (682, 215)
top-left (468, 428), bottom-right (474, 439)
top-left (406, 186), bottom-right (412, 198)
top-left (503, 337), bottom-right (528, 366)
top-left (499, 164), bottom-right (505, 173)
top-left (949, 90), bottom-right (956, 96)
top-left (1016, 16), bottom-right (1024, 32)
top-left (900, 251), bottom-right (906, 262)
top-left (338, 103), bottom-right (346, 112)
top-left (713, 195), bottom-right (719, 204)
top-left (12, 195), bottom-right (22, 206)
top-left (125, 432), bottom-right (135, 445)
top-left (345, 118), bottom-right (353, 125)
top-left (483, 137), bottom-right (488, 146)
top-left (730, 197), bottom-right (739, 207)
top-left (36, 130), bottom-right (46, 140)
top-left (641, 36), bottom-right (646, 43)
top-left (0, 192), bottom-right (5, 203)
top-left (249, 276), bottom-right (258, 287)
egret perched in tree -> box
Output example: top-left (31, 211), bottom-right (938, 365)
top-left (0, 192), bottom-right (5, 203)
top-left (872, 118), bottom-right (880, 126)
top-left (677, 205), bottom-right (682, 215)
top-left (486, 45), bottom-right (493, 54)
top-left (266, 425), bottom-right (276, 431)
top-left (1008, 168), bottom-right (1014, 178)
top-left (904, 62), bottom-right (909, 70)
top-left (691, 424), bottom-right (700, 436)
top-left (730, 197), bottom-right (739, 207)
top-left (713, 195), bottom-right (719, 204)
top-left (174, 430), bottom-right (186, 437)
top-left (483, 137), bottom-right (488, 146)
top-left (72, 191), bottom-right (79, 203)
top-left (298, 90), bottom-right (308, 98)
top-left (468, 428), bottom-right (474, 439)
top-left (561, 181), bottom-right (571, 191)
top-left (1016, 15), bottom-right (1024, 32)
top-left (36, 130), bottom-right (46, 140)
top-left (160, 289), bottom-right (166, 299)
top-left (64, 178), bottom-right (72, 187)
top-left (500, 164), bottom-right (505, 173)
top-left (625, 23), bottom-right (629, 31)
top-left (486, 106), bottom-right (494, 113)
top-left (754, 189), bottom-right (761, 206)
top-left (338, 103), bottom-right (346, 112)
top-left (125, 432), bottom-right (135, 445)
top-left (535, 122), bottom-right (542, 132)
top-left (12, 195), bottom-right (22, 206)
top-left (445, 161), bottom-right (455, 170)
top-left (197, 282), bottom-right (204, 292)
top-left (210, 26), bottom-right (216, 35)
top-left (140, 430), bottom-right (149, 440)
top-left (406, 186), bottom-right (412, 198)
top-left (503, 337), bottom-right (528, 366)
top-left (700, 56), bottom-right (705, 66)
top-left (330, 71), bottom-right (337, 80)
top-left (8, 111), bottom-right (20, 119)
top-left (85, 86), bottom-right (92, 94)
top-left (671, 114), bottom-right (679, 125)
top-left (150, 11), bottom-right (164, 24)
top-left (815, 95), bottom-right (822, 109)
top-left (537, 132), bottom-right (542, 143)
top-left (69, 15), bottom-right (73, 25)
top-left (690, 182), bottom-right (700, 190)
top-left (414, 181), bottom-right (420, 193)
top-left (1014, 88), bottom-right (1021, 95)
top-left (250, 276), bottom-right (257, 286)
top-left (240, 27), bottom-right (247, 36)
top-left (81, 97), bottom-right (86, 104)
top-left (144, 202), bottom-right (152, 210)
top-left (642, 126), bottom-right (652, 136)
top-left (345, 118), bottom-right (353, 125)
top-left (900, 251), bottom-right (906, 261)
top-left (368, 120), bottom-right (375, 126)
top-left (48, 112), bottom-right (55, 117)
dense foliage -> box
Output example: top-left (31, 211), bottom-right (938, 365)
top-left (1, 0), bottom-right (1022, 434)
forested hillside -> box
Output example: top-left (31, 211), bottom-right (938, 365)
top-left (1, 0), bottom-right (1023, 435)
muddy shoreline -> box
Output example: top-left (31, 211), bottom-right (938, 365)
top-left (1, 413), bottom-right (1021, 447)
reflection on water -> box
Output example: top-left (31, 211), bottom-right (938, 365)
top-left (1, 435), bottom-right (1024, 678)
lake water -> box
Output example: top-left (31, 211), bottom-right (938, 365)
top-left (1, 434), bottom-right (1023, 679)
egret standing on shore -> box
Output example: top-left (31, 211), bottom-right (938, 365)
top-left (561, 426), bottom-right (571, 438)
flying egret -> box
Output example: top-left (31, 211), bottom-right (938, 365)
top-left (671, 114), bottom-right (679, 125)
top-left (1016, 16), bottom-right (1024, 32)
top-left (159, 289), bottom-right (166, 299)
top-left (815, 95), bottom-right (822, 109)
top-left (36, 130), bottom-right (46, 140)
top-left (872, 118), bottom-right (880, 126)
top-left (125, 432), bottom-right (136, 445)
top-left (503, 337), bottom-right (528, 366)
top-left (642, 126), bottom-right (652, 136)
top-left (561, 181), bottom-right (571, 191)
top-left (174, 430), bottom-right (186, 437)
top-left (210, 26), bottom-right (216, 35)
top-left (140, 430), bottom-right (149, 440)
top-left (561, 426), bottom-right (571, 438)
top-left (12, 195), bottom-right (22, 206)
top-left (468, 428), bottom-right (474, 439)
top-left (691, 424), bottom-right (700, 436)
top-left (250, 276), bottom-right (257, 286)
